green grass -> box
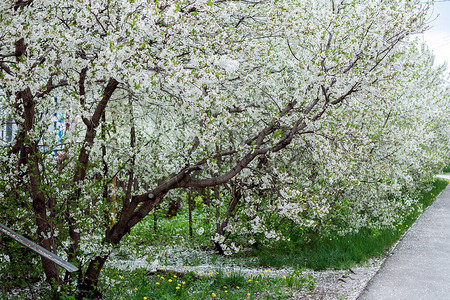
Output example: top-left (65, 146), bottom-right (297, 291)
top-left (100, 268), bottom-right (315, 300)
top-left (256, 227), bottom-right (407, 270)
top-left (126, 207), bottom-right (214, 248)
top-left (255, 178), bottom-right (449, 270)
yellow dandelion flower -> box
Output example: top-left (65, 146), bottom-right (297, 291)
top-left (101, 269), bottom-right (103, 272)
top-left (161, 268), bottom-right (164, 270)
top-left (176, 286), bottom-right (180, 290)
top-left (247, 293), bottom-right (251, 296)
top-left (144, 297), bottom-right (147, 300)
top-left (225, 290), bottom-right (228, 293)
top-left (266, 269), bottom-right (270, 272)
top-left (212, 292), bottom-right (216, 297)
top-left (184, 266), bottom-right (187, 269)
top-left (157, 275), bottom-right (160, 277)
top-left (156, 282), bottom-right (160, 285)
top-left (236, 286), bottom-right (240, 289)
top-left (135, 288), bottom-right (138, 291)
top-left (223, 286), bottom-right (227, 289)
top-left (178, 284), bottom-right (181, 286)
top-left (182, 282), bottom-right (186, 285)
top-left (260, 273), bottom-right (264, 276)
top-left (250, 273), bottom-right (253, 275)
top-left (283, 276), bottom-right (286, 279)
top-left (173, 275), bottom-right (177, 278)
top-left (161, 276), bottom-right (164, 279)
top-left (248, 279), bottom-right (252, 282)
top-left (168, 279), bottom-right (173, 282)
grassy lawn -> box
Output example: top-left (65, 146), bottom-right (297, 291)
top-left (99, 268), bottom-right (315, 300)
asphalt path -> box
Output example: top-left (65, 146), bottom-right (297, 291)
top-left (358, 177), bottom-right (450, 300)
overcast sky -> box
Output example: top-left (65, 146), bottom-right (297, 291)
top-left (422, 1), bottom-right (450, 68)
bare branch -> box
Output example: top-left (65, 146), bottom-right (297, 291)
top-left (35, 79), bottom-right (69, 98)
top-left (0, 62), bottom-right (13, 76)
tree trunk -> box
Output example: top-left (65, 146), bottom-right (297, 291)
top-left (18, 87), bottom-right (61, 288)
top-left (188, 189), bottom-right (193, 238)
top-left (77, 256), bottom-right (108, 299)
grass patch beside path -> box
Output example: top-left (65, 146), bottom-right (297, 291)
top-left (256, 178), bottom-right (449, 270)
top-left (101, 268), bottom-right (315, 300)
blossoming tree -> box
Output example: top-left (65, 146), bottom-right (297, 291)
top-left (0, 0), bottom-right (448, 296)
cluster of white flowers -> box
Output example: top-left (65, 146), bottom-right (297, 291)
top-left (0, 0), bottom-right (449, 284)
